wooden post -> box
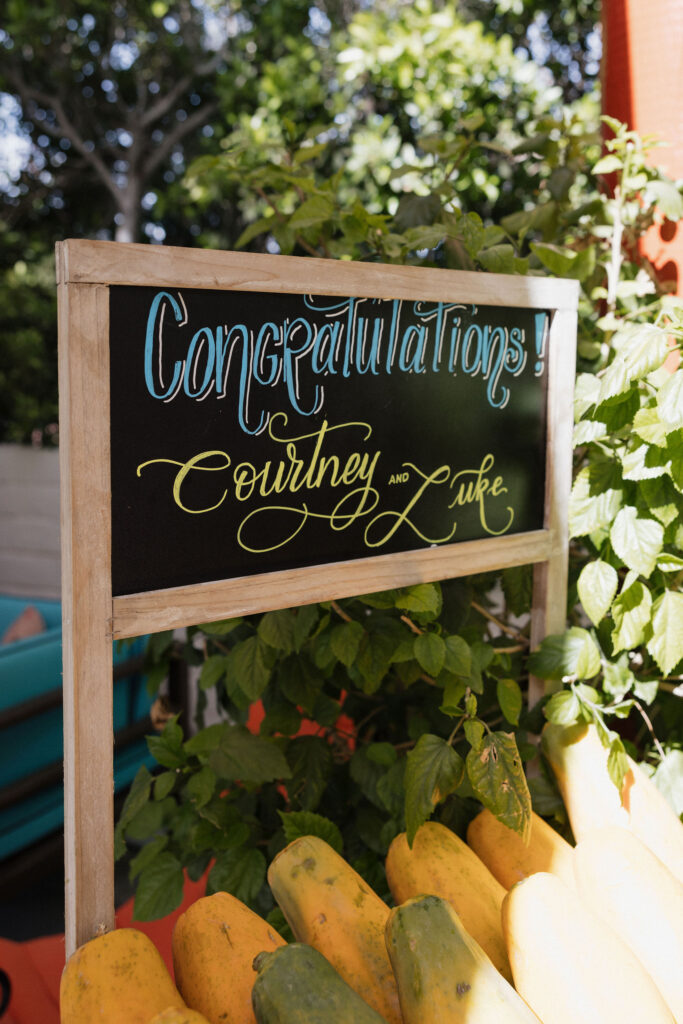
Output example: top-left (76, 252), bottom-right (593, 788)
top-left (529, 305), bottom-right (578, 705)
top-left (57, 253), bottom-right (116, 955)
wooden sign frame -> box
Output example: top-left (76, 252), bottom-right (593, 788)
top-left (57, 238), bottom-right (577, 955)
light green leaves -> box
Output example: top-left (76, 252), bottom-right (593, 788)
top-left (569, 466), bottom-right (622, 537)
top-left (577, 560), bottom-right (618, 626)
top-left (647, 591), bottom-right (683, 675)
top-left (528, 627), bottom-right (601, 681)
top-left (610, 507), bottom-right (663, 578)
top-left (404, 734), bottom-right (464, 846)
top-left (611, 580), bottom-right (652, 654)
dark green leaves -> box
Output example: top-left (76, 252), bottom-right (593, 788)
top-left (466, 732), bottom-right (531, 841)
top-left (209, 726), bottom-right (292, 786)
top-left (133, 852), bottom-right (185, 921)
top-left (279, 810), bottom-right (343, 854)
top-left (206, 847), bottom-right (267, 904)
top-left (404, 734), bottom-right (464, 845)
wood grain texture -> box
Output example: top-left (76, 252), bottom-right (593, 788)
top-left (59, 238), bottom-right (580, 310)
top-left (58, 254), bottom-right (116, 957)
top-left (529, 306), bottom-right (577, 706)
top-left (112, 529), bottom-right (552, 638)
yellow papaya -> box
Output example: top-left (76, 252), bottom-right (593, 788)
top-left (466, 807), bottom-right (575, 889)
top-left (542, 721), bottom-right (683, 883)
top-left (59, 927), bottom-right (185, 1024)
top-left (573, 826), bottom-right (683, 1021)
top-left (385, 895), bottom-right (541, 1024)
top-left (148, 1010), bottom-right (212, 1024)
top-left (172, 891), bottom-right (285, 1024)
top-left (385, 822), bottom-right (512, 982)
top-left (267, 835), bottom-right (402, 1024)
top-left (502, 872), bottom-right (675, 1024)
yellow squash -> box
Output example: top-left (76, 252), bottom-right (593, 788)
top-left (385, 895), bottom-right (541, 1024)
top-left (385, 821), bottom-right (512, 982)
top-left (502, 872), bottom-right (675, 1024)
top-left (60, 927), bottom-right (186, 1024)
top-left (542, 721), bottom-right (683, 883)
top-left (467, 807), bottom-right (575, 889)
top-left (267, 835), bottom-right (402, 1024)
top-left (172, 891), bottom-right (285, 1024)
top-left (573, 826), bottom-right (683, 1021)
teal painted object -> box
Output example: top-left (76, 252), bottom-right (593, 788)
top-left (0, 595), bottom-right (156, 860)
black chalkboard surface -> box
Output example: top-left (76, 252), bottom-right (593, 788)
top-left (110, 285), bottom-right (549, 596)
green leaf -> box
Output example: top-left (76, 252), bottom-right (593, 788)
top-left (544, 689), bottom-right (581, 726)
top-left (466, 732), bottom-right (531, 841)
top-left (117, 764), bottom-right (153, 831)
top-left (643, 179), bottom-right (683, 221)
top-left (569, 466), bottom-right (622, 537)
top-left (146, 716), bottom-right (185, 769)
top-left (197, 617), bottom-right (243, 636)
top-left (647, 591), bottom-right (683, 674)
top-left (278, 654), bottom-right (323, 714)
top-left (258, 609), bottom-right (296, 654)
top-left (613, 323), bottom-right (670, 380)
top-left (287, 736), bottom-right (331, 811)
top-left (639, 477), bottom-right (681, 528)
top-left (357, 630), bottom-right (395, 693)
top-left (154, 771), bottom-right (177, 801)
top-left (129, 836), bottom-right (168, 881)
top-left (443, 635), bottom-right (471, 677)
top-left (652, 750), bottom-right (683, 816)
top-left (278, 810), bottom-right (343, 854)
top-left (404, 734), bottom-right (465, 845)
top-left (289, 194), bottom-right (335, 229)
top-left (530, 242), bottom-right (579, 277)
top-left (633, 406), bottom-right (668, 447)
top-left (602, 654), bottom-right (636, 701)
top-left (133, 852), bottom-right (184, 921)
top-left (611, 580), bottom-right (653, 654)
top-left (209, 726), bottom-right (292, 785)
top-left (610, 506), bottom-right (664, 578)
top-left (658, 371), bottom-right (683, 431)
top-left (199, 654), bottom-right (229, 691)
top-left (596, 357), bottom-right (631, 405)
top-left (621, 443), bottom-right (670, 482)
top-left (185, 765), bottom-right (216, 809)
top-left (207, 847), bottom-right (266, 905)
top-left (593, 154), bottom-right (623, 174)
top-left (330, 620), bottom-right (365, 666)
top-left (496, 678), bottom-right (523, 726)
top-left (607, 737), bottom-right (629, 791)
top-left (230, 636), bottom-right (272, 700)
top-left (502, 565), bottom-right (532, 617)
top-left (528, 628), bottom-right (601, 681)
top-left (414, 632), bottom-right (446, 677)
top-left (577, 560), bottom-right (618, 627)
top-left (293, 605), bottom-right (319, 650)
top-left (464, 719), bottom-right (485, 747)
top-left (395, 583), bottom-right (441, 615)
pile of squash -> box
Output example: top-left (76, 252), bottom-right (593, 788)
top-left (60, 722), bottom-right (683, 1024)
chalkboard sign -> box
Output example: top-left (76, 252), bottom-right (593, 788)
top-left (57, 240), bottom-right (577, 954)
top-left (110, 286), bottom-right (550, 596)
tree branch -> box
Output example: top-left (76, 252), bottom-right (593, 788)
top-left (6, 66), bottom-right (121, 202)
top-left (141, 100), bottom-right (219, 179)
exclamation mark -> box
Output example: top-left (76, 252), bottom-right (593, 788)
top-left (534, 313), bottom-right (548, 376)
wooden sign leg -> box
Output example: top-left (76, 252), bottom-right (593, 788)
top-left (528, 306), bottom-right (577, 706)
top-left (58, 268), bottom-right (115, 956)
top-left (62, 624), bottom-right (115, 955)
